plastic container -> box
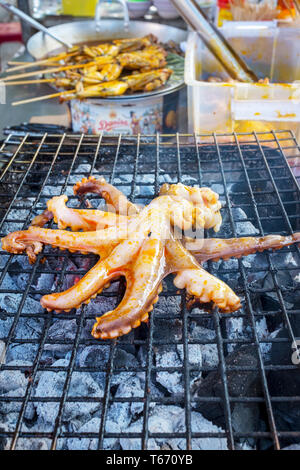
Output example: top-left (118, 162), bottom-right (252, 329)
top-left (153, 0), bottom-right (180, 19)
top-left (185, 23), bottom-right (300, 138)
top-left (62, 0), bottom-right (98, 16)
top-left (126, 0), bottom-right (151, 19)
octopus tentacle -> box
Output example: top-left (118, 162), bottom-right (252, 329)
top-left (166, 237), bottom-right (241, 312)
top-left (46, 194), bottom-right (130, 231)
top-left (191, 233), bottom-right (300, 262)
top-left (74, 176), bottom-right (139, 216)
top-left (1, 226), bottom-right (123, 263)
top-left (173, 267), bottom-right (241, 313)
top-left (41, 237), bottom-right (146, 313)
top-left (92, 238), bottom-right (165, 339)
top-left (31, 210), bottom-right (54, 228)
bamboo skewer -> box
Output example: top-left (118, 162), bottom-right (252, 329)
top-left (7, 60), bottom-right (30, 65)
top-left (6, 51), bottom-right (79, 73)
top-left (3, 58), bottom-right (113, 82)
top-left (5, 78), bottom-right (57, 86)
top-left (12, 89), bottom-right (76, 106)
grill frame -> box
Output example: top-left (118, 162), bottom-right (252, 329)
top-left (0, 130), bottom-right (299, 451)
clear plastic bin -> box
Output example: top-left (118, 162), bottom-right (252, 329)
top-left (184, 23), bottom-right (300, 137)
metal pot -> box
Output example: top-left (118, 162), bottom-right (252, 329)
top-left (26, 5), bottom-right (188, 134)
top-left (27, 19), bottom-right (187, 60)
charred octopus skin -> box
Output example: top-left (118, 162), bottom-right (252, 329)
top-left (2, 177), bottom-right (300, 340)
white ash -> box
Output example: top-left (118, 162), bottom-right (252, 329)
top-left (107, 376), bottom-right (144, 431)
top-left (120, 405), bottom-right (227, 451)
top-left (155, 346), bottom-right (183, 395)
top-left (43, 319), bottom-right (79, 359)
top-left (0, 360), bottom-right (30, 394)
top-left (113, 174), bottom-right (134, 184)
top-left (2, 222), bottom-right (24, 234)
top-left (6, 208), bottom-right (30, 221)
top-left (217, 207), bottom-right (259, 239)
top-left (181, 175), bottom-right (198, 185)
top-left (33, 359), bottom-right (104, 427)
top-left (136, 174), bottom-right (154, 184)
top-left (282, 444), bottom-right (300, 450)
top-left (40, 186), bottom-right (63, 197)
top-left (73, 164), bottom-right (93, 175)
top-left (66, 417), bottom-right (120, 451)
top-left (153, 296), bottom-right (182, 320)
top-left (158, 173), bottom-right (177, 184)
top-left (0, 341), bottom-right (5, 364)
top-left (226, 317), bottom-right (251, 354)
top-left (0, 423), bottom-right (10, 450)
top-left (189, 325), bottom-right (219, 369)
top-left (0, 255), bottom-right (9, 270)
top-left (14, 432), bottom-right (50, 451)
top-left (6, 342), bottom-right (38, 365)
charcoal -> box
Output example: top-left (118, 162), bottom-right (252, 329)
top-left (13, 316), bottom-right (44, 341)
top-left (215, 207), bottom-right (259, 239)
top-left (225, 317), bottom-right (251, 354)
top-left (120, 418), bottom-right (157, 451)
top-left (120, 405), bottom-right (227, 451)
top-left (1, 136), bottom-right (299, 450)
top-left (0, 388), bottom-right (25, 416)
top-left (32, 272), bottom-right (56, 293)
top-left (6, 263), bottom-right (30, 291)
top-left (114, 348), bottom-right (140, 371)
top-left (47, 319), bottom-right (78, 343)
top-left (282, 444), bottom-right (300, 450)
top-left (189, 325), bottom-right (218, 368)
top-left (267, 328), bottom-right (300, 448)
top-left (22, 296), bottom-right (44, 314)
top-left (5, 343), bottom-right (38, 365)
top-left (77, 345), bottom-right (109, 388)
top-left (43, 319), bottom-right (78, 358)
top-left (33, 359), bottom-right (103, 425)
top-left (67, 417), bottom-right (120, 450)
top-left (115, 375), bottom-right (144, 419)
top-left (153, 296), bottom-right (182, 320)
top-left (0, 360), bottom-right (30, 394)
top-left (177, 343), bottom-right (202, 368)
top-left (0, 423), bottom-right (9, 451)
top-left (14, 435), bottom-right (49, 451)
top-left (0, 341), bottom-right (5, 364)
top-left (194, 345), bottom-right (262, 433)
top-left (78, 344), bottom-right (110, 368)
top-left (107, 401), bottom-right (131, 431)
top-left (0, 293), bottom-right (22, 314)
top-left (155, 346), bottom-right (183, 395)
top-left (172, 410), bottom-right (227, 450)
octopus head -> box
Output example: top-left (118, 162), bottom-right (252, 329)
top-left (160, 183), bottom-right (222, 232)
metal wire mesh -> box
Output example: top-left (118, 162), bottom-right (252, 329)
top-left (0, 130), bottom-right (299, 451)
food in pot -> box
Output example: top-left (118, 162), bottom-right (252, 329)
top-left (2, 178), bottom-right (299, 340)
top-left (60, 68), bottom-right (173, 101)
top-left (5, 34), bottom-right (175, 100)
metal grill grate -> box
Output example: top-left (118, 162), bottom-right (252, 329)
top-left (0, 130), bottom-right (299, 451)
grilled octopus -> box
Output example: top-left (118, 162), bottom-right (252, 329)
top-left (2, 178), bottom-right (299, 340)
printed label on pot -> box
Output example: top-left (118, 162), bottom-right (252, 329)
top-left (71, 97), bottom-right (163, 135)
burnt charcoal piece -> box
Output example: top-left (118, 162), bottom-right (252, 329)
top-left (268, 328), bottom-right (300, 448)
top-left (195, 345), bottom-right (262, 433)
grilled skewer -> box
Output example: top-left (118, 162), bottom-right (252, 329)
top-left (8, 35), bottom-right (176, 105)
